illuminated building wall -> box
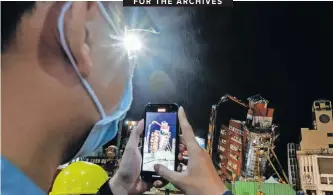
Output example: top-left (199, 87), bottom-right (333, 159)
top-left (220, 120), bottom-right (245, 181)
top-left (209, 97), bottom-right (248, 170)
top-left (297, 100), bottom-right (333, 195)
top-left (219, 125), bottom-right (230, 180)
top-left (299, 100), bottom-right (333, 151)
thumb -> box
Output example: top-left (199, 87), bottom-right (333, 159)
top-left (130, 178), bottom-right (150, 194)
top-left (154, 164), bottom-right (182, 185)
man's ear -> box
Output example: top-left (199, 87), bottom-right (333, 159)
top-left (66, 2), bottom-right (97, 78)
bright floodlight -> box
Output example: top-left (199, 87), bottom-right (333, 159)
top-left (124, 34), bottom-right (142, 51)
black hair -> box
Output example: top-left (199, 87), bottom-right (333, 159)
top-left (1, 1), bottom-right (36, 52)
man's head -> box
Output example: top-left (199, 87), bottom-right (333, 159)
top-left (2, 2), bottom-right (132, 167)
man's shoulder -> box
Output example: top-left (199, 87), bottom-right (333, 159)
top-left (223, 190), bottom-right (234, 195)
top-left (1, 156), bottom-right (45, 195)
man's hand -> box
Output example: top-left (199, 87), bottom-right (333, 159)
top-left (154, 107), bottom-right (228, 195)
top-left (109, 120), bottom-right (149, 195)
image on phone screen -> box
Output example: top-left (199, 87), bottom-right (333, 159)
top-left (143, 112), bottom-right (177, 172)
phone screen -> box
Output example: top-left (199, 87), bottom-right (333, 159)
top-left (142, 110), bottom-right (177, 172)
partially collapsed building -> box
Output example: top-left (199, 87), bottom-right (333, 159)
top-left (208, 94), bottom-right (284, 182)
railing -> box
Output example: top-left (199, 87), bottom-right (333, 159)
top-left (229, 126), bottom-right (243, 135)
top-left (297, 148), bottom-right (333, 155)
top-left (231, 137), bottom-right (242, 144)
top-left (302, 183), bottom-right (317, 188)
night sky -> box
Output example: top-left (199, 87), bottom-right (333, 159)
top-left (127, 3), bottom-right (333, 168)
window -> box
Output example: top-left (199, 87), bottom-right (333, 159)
top-left (230, 144), bottom-right (239, 152)
top-left (321, 177), bottom-right (328, 184)
top-left (328, 177), bottom-right (333, 185)
top-left (221, 139), bottom-right (227, 144)
top-left (328, 133), bottom-right (333, 137)
top-left (329, 144), bottom-right (333, 148)
top-left (231, 136), bottom-right (242, 143)
top-left (218, 145), bottom-right (225, 152)
top-left (230, 153), bottom-right (239, 161)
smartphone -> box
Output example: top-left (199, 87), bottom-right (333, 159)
top-left (141, 103), bottom-right (180, 181)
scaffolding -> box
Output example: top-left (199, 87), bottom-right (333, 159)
top-left (287, 143), bottom-right (301, 191)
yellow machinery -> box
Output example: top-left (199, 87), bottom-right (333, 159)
top-left (256, 150), bottom-right (265, 195)
top-left (253, 146), bottom-right (289, 185)
top-left (255, 146), bottom-right (290, 195)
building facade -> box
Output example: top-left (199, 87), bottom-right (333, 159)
top-left (242, 96), bottom-right (276, 179)
top-left (219, 120), bottom-right (245, 181)
top-left (300, 100), bottom-right (333, 151)
top-left (216, 95), bottom-right (279, 182)
top-left (297, 100), bottom-right (333, 195)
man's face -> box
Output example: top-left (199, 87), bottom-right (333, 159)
top-left (46, 2), bottom-right (134, 162)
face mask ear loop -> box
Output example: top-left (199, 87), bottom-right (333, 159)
top-left (57, 1), bottom-right (107, 119)
top-left (97, 2), bottom-right (121, 37)
top-left (98, 2), bottom-right (138, 60)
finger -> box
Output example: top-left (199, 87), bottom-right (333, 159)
top-left (126, 119), bottom-right (144, 149)
top-left (131, 178), bottom-right (150, 194)
top-left (177, 164), bottom-right (182, 172)
top-left (178, 153), bottom-right (183, 161)
top-left (153, 180), bottom-right (163, 188)
top-left (154, 164), bottom-right (183, 185)
top-left (179, 135), bottom-right (185, 145)
top-left (179, 144), bottom-right (186, 153)
top-left (178, 107), bottom-right (200, 155)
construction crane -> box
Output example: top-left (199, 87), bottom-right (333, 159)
top-left (208, 94), bottom-right (248, 157)
top-left (217, 94), bottom-right (249, 108)
top-left (256, 150), bottom-right (265, 195)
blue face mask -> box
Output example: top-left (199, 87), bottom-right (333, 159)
top-left (58, 2), bottom-right (134, 159)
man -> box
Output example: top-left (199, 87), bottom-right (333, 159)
top-left (1, 2), bottom-right (230, 195)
